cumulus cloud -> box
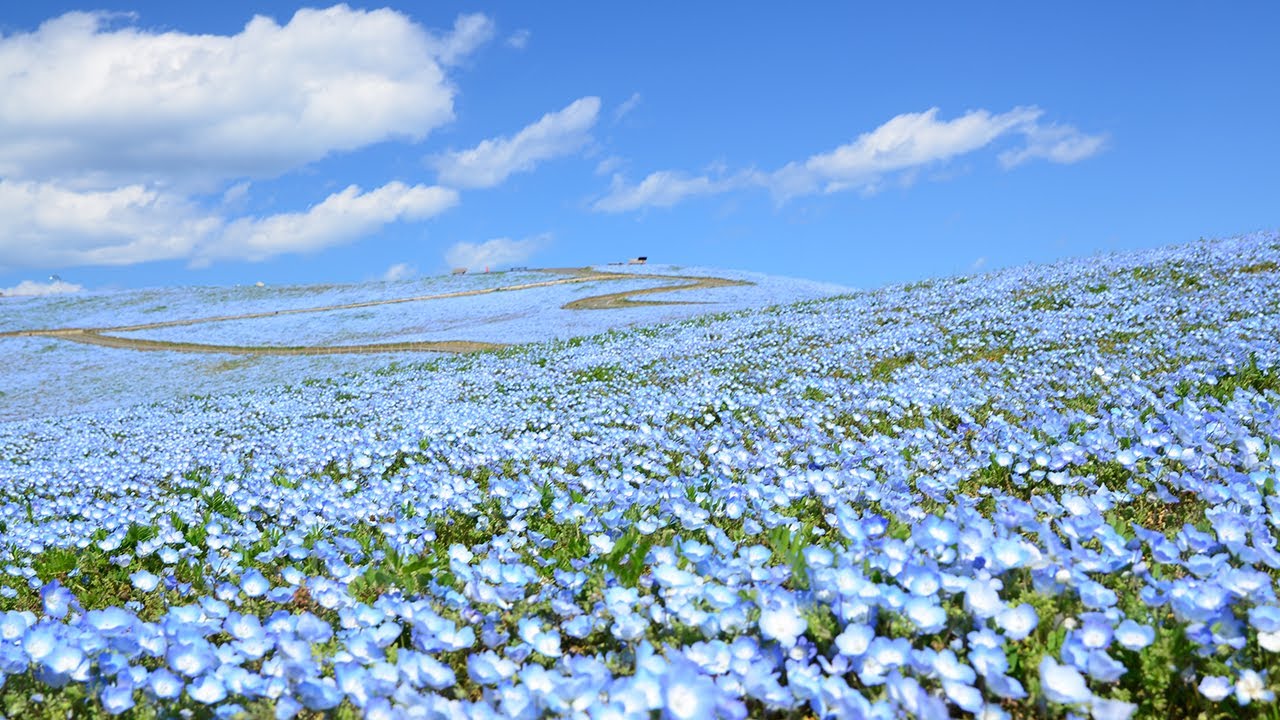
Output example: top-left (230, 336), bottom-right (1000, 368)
top-left (0, 7), bottom-right (476, 190)
top-left (0, 179), bottom-right (213, 267)
top-left (433, 97), bottom-right (601, 189)
top-left (383, 262), bottom-right (417, 281)
top-left (0, 180), bottom-right (456, 268)
top-left (445, 235), bottom-right (544, 271)
top-left (0, 279), bottom-right (84, 297)
top-left (201, 183), bottom-right (458, 265)
top-left (593, 106), bottom-right (1106, 211)
top-left (0, 7), bottom-right (485, 269)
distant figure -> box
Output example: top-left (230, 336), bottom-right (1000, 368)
top-left (628, 256), bottom-right (648, 265)
top-left (452, 267), bottom-right (467, 275)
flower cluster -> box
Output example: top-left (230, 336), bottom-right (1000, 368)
top-left (0, 232), bottom-right (1277, 717)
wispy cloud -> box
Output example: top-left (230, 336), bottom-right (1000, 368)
top-left (999, 123), bottom-right (1108, 168)
top-left (593, 106), bottom-right (1106, 212)
top-left (506, 28), bottom-right (531, 49)
top-left (433, 97), bottom-right (601, 189)
top-left (614, 92), bottom-right (642, 122)
top-left (426, 13), bottom-right (496, 66)
top-left (0, 279), bottom-right (84, 297)
top-left (445, 235), bottom-right (546, 271)
top-left (593, 171), bottom-right (752, 212)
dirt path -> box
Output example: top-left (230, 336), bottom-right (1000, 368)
top-left (2, 267), bottom-right (751, 356)
top-left (551, 269), bottom-right (751, 309)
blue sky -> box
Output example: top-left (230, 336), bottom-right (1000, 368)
top-left (0, 3), bottom-right (1276, 295)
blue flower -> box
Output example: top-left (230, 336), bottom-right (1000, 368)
top-left (1112, 620), bottom-right (1153, 650)
top-left (240, 569), bottom-right (271, 597)
top-left (758, 595), bottom-right (807, 648)
top-left (834, 623), bottom-right (874, 658)
top-left (187, 675), bottom-right (226, 704)
top-left (129, 570), bottom-right (161, 592)
top-left (296, 677), bottom-right (343, 710)
top-left (1038, 656), bottom-right (1092, 705)
top-left (40, 581), bottom-right (75, 619)
top-left (468, 650), bottom-right (517, 685)
top-left (1234, 670), bottom-right (1275, 705)
top-left (99, 683), bottom-right (136, 715)
top-left (996, 604), bottom-right (1038, 640)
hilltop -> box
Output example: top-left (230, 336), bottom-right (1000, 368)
top-left (0, 265), bottom-right (847, 421)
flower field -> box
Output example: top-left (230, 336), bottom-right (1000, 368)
top-left (2, 232), bottom-right (1280, 718)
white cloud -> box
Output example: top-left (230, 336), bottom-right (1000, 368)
top-left (595, 156), bottom-right (625, 176)
top-left (0, 7), bottom-right (475, 190)
top-left (427, 13), bottom-right (495, 66)
top-left (0, 279), bottom-right (84, 297)
top-left (593, 106), bottom-right (1106, 211)
top-left (614, 92), bottom-right (642, 122)
top-left (0, 179), bottom-right (456, 268)
top-left (998, 123), bottom-right (1107, 168)
top-left (971, 256), bottom-right (988, 271)
top-left (433, 97), bottom-right (601, 189)
top-left (0, 7), bottom-right (483, 269)
top-left (203, 182), bottom-right (458, 265)
top-left (592, 171), bottom-right (748, 212)
top-left (506, 29), bottom-right (531, 49)
top-left (445, 235), bottom-right (544, 271)
top-left (0, 179), bottom-right (213, 267)
top-left (383, 262), bottom-right (416, 281)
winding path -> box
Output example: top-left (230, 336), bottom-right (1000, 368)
top-left (0, 268), bottom-right (750, 355)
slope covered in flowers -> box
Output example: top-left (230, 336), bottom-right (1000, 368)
top-left (1, 232), bottom-right (1279, 718)
top-left (0, 267), bottom-right (845, 421)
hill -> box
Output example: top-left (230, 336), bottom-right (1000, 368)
top-left (0, 265), bottom-right (847, 421)
top-left (0, 233), bottom-right (1278, 717)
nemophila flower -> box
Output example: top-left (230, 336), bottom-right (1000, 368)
top-left (129, 570), bottom-right (161, 592)
top-left (1039, 657), bottom-right (1092, 705)
top-left (99, 683), bottom-right (136, 715)
top-left (167, 642), bottom-right (217, 677)
top-left (758, 595), bottom-right (807, 648)
top-left (43, 643), bottom-right (84, 675)
top-left (1199, 675), bottom-right (1232, 702)
top-left (240, 569), bottom-right (271, 597)
top-left (964, 577), bottom-right (1005, 619)
top-left (294, 612), bottom-right (333, 644)
top-left (996, 604), bottom-right (1038, 640)
top-left (1234, 670), bottom-right (1274, 705)
top-left (468, 650), bottom-right (517, 685)
top-left (661, 660), bottom-right (723, 720)
top-left (296, 677), bottom-right (343, 710)
top-left (40, 580), bottom-right (75, 619)
top-left (146, 668), bottom-right (184, 699)
top-left (944, 682), bottom-right (984, 714)
top-left (1112, 620), bottom-right (1153, 650)
top-left (1090, 697), bottom-right (1136, 720)
top-left (187, 675), bottom-right (227, 704)
top-left (1078, 613), bottom-right (1113, 650)
top-left (834, 623), bottom-right (874, 658)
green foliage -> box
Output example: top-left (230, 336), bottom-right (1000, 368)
top-left (869, 351), bottom-right (919, 382)
top-left (602, 527), bottom-right (652, 587)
